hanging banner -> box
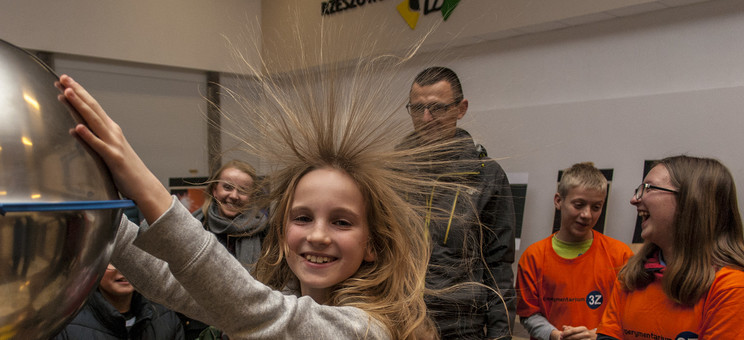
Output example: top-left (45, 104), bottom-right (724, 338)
top-left (319, 0), bottom-right (461, 30)
top-left (397, 0), bottom-right (460, 29)
top-left (321, 0), bottom-right (386, 16)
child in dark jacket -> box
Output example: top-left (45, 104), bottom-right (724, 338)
top-left (53, 264), bottom-right (184, 340)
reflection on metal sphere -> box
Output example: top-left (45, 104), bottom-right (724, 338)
top-left (0, 39), bottom-right (133, 339)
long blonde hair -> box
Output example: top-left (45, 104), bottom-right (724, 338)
top-left (220, 29), bottom-right (469, 338)
top-left (619, 155), bottom-right (744, 305)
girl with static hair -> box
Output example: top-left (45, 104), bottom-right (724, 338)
top-left (597, 155), bottom-right (744, 339)
top-left (58, 44), bottom-right (458, 338)
top-left (196, 159), bottom-right (267, 267)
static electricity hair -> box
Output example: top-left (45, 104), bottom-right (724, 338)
top-left (200, 159), bottom-right (258, 218)
top-left (220, 31), bottom-right (468, 339)
top-left (557, 162), bottom-right (607, 198)
top-left (411, 66), bottom-right (464, 103)
top-left (619, 155), bottom-right (744, 306)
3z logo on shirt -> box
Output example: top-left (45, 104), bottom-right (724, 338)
top-left (586, 290), bottom-right (603, 309)
top-left (675, 331), bottom-right (698, 340)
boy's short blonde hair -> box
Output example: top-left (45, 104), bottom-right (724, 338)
top-left (557, 162), bottom-right (607, 197)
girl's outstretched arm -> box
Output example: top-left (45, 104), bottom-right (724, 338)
top-left (60, 74), bottom-right (172, 223)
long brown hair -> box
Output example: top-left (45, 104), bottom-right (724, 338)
top-left (619, 155), bottom-right (744, 305)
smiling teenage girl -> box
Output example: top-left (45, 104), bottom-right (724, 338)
top-left (196, 160), bottom-right (267, 268)
top-left (597, 155), bottom-right (744, 339)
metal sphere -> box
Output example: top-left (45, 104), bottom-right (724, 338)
top-left (0, 39), bottom-right (132, 339)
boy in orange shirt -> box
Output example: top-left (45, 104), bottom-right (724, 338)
top-left (516, 162), bottom-right (632, 340)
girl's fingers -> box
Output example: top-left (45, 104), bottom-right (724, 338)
top-left (73, 124), bottom-right (106, 153)
top-left (61, 75), bottom-right (106, 115)
top-left (60, 75), bottom-right (171, 223)
top-left (64, 87), bottom-right (93, 117)
top-left (61, 76), bottom-right (100, 117)
top-left (61, 75), bottom-right (114, 142)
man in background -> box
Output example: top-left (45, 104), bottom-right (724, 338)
top-left (404, 66), bottom-right (517, 339)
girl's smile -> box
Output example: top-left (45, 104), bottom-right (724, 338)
top-left (285, 168), bottom-right (376, 303)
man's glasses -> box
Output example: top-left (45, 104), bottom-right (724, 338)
top-left (406, 100), bottom-right (460, 117)
top-left (633, 183), bottom-right (678, 200)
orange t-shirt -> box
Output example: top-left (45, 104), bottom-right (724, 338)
top-left (516, 230), bottom-right (632, 338)
top-left (598, 267), bottom-right (744, 339)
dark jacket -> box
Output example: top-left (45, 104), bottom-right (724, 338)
top-left (53, 289), bottom-right (184, 340)
top-left (403, 128), bottom-right (517, 339)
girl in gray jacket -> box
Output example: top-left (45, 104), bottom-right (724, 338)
top-left (58, 57), bottom-right (461, 338)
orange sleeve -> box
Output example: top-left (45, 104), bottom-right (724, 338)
top-left (700, 269), bottom-right (744, 338)
top-left (623, 246), bottom-right (634, 265)
top-left (608, 238), bottom-right (633, 270)
top-left (597, 278), bottom-right (625, 339)
top-left (516, 245), bottom-right (542, 318)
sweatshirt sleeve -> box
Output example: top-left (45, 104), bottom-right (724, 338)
top-left (111, 206), bottom-right (218, 326)
top-left (521, 313), bottom-right (558, 340)
top-left (127, 196), bottom-right (390, 339)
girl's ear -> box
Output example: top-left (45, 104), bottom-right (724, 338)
top-left (364, 244), bottom-right (376, 262)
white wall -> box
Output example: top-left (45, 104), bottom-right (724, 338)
top-left (260, 0), bottom-right (703, 72)
top-left (54, 56), bottom-right (210, 187)
top-left (0, 0), bottom-right (262, 73)
top-left (219, 73), bottom-right (265, 173)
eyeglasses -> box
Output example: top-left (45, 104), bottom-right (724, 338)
top-left (406, 100), bottom-right (460, 117)
top-left (633, 183), bottom-right (678, 200)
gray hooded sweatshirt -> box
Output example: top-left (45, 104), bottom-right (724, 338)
top-left (111, 197), bottom-right (389, 339)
